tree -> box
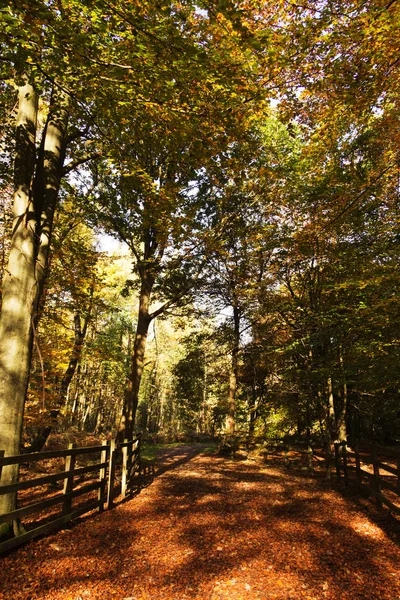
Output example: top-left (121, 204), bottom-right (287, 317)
top-left (23, 201), bottom-right (101, 451)
top-left (196, 116), bottom-right (299, 434)
top-left (0, 0), bottom-right (198, 533)
top-left (0, 0), bottom-right (110, 532)
top-left (88, 0), bottom-right (273, 439)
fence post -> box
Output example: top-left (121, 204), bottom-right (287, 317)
top-left (107, 439), bottom-right (117, 509)
top-left (334, 442), bottom-right (341, 481)
top-left (137, 435), bottom-right (142, 483)
top-left (284, 443), bottom-right (289, 467)
top-left (342, 443), bottom-right (348, 487)
top-left (98, 440), bottom-right (108, 512)
top-left (133, 436), bottom-right (140, 487)
top-left (121, 439), bottom-right (128, 499)
top-left (324, 441), bottom-right (332, 482)
top-left (307, 445), bottom-right (314, 474)
top-left (355, 444), bottom-right (362, 486)
top-left (372, 446), bottom-right (382, 509)
top-left (127, 439), bottom-right (134, 492)
top-left (63, 443), bottom-right (76, 515)
top-left (0, 450), bottom-right (4, 483)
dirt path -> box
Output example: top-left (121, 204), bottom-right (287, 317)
top-left (1, 446), bottom-right (400, 600)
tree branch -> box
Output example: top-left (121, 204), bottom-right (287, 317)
top-left (149, 258), bottom-right (206, 321)
top-left (62, 153), bottom-right (101, 176)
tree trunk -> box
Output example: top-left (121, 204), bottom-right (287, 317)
top-left (119, 273), bottom-right (154, 441)
top-left (25, 307), bottom-right (90, 452)
top-left (203, 358), bottom-right (208, 434)
top-left (0, 77), bottom-right (38, 538)
top-left (0, 190), bottom-right (12, 306)
top-left (337, 347), bottom-right (348, 444)
top-left (34, 88), bottom-right (70, 305)
top-left (325, 376), bottom-right (336, 481)
top-left (336, 383), bottom-right (348, 443)
top-left (226, 305), bottom-right (240, 435)
top-left (0, 81), bottom-right (69, 538)
top-left (248, 367), bottom-right (258, 439)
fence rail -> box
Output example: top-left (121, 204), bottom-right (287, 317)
top-left (0, 434), bottom-right (144, 554)
top-left (260, 438), bottom-right (400, 516)
top-left (314, 442), bottom-right (400, 515)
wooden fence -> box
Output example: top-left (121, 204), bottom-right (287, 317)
top-left (260, 438), bottom-right (400, 515)
top-left (121, 437), bottom-right (141, 499)
top-left (0, 434), bottom-right (144, 554)
top-left (314, 441), bottom-right (400, 515)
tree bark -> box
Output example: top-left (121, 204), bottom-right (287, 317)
top-left (0, 77), bottom-right (38, 537)
top-left (33, 86), bottom-right (70, 313)
top-left (119, 271), bottom-right (154, 441)
top-left (324, 376), bottom-right (336, 481)
top-left (337, 347), bottom-right (348, 444)
top-left (248, 366), bottom-right (258, 439)
top-left (226, 305), bottom-right (240, 435)
top-left (0, 81), bottom-right (69, 538)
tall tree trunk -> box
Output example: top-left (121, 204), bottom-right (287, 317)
top-left (34, 89), bottom-right (69, 305)
top-left (26, 306), bottom-right (91, 453)
top-left (226, 305), bottom-right (240, 435)
top-left (203, 358), bottom-right (208, 434)
top-left (325, 376), bottom-right (336, 481)
top-left (337, 347), bottom-right (348, 444)
top-left (248, 366), bottom-right (258, 439)
top-left (0, 81), bottom-right (69, 538)
top-left (119, 272), bottom-right (154, 441)
top-left (0, 77), bottom-right (38, 537)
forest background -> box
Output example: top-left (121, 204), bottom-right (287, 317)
top-left (1, 0), bottom-right (400, 530)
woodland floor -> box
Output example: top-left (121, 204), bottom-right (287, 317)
top-left (1, 445), bottom-right (400, 600)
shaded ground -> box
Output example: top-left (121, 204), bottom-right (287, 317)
top-left (1, 446), bottom-right (400, 600)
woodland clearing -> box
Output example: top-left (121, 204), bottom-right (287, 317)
top-left (0, 445), bottom-right (399, 600)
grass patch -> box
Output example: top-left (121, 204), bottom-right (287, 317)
top-left (200, 442), bottom-right (218, 454)
top-left (141, 441), bottom-right (217, 461)
top-left (141, 442), bottom-right (187, 461)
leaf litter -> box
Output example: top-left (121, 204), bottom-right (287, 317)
top-left (0, 445), bottom-right (399, 600)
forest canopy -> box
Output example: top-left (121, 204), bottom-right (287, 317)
top-left (1, 0), bottom-right (400, 530)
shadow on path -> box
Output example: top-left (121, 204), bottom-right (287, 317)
top-left (155, 444), bottom-right (210, 476)
top-left (1, 446), bottom-right (400, 600)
